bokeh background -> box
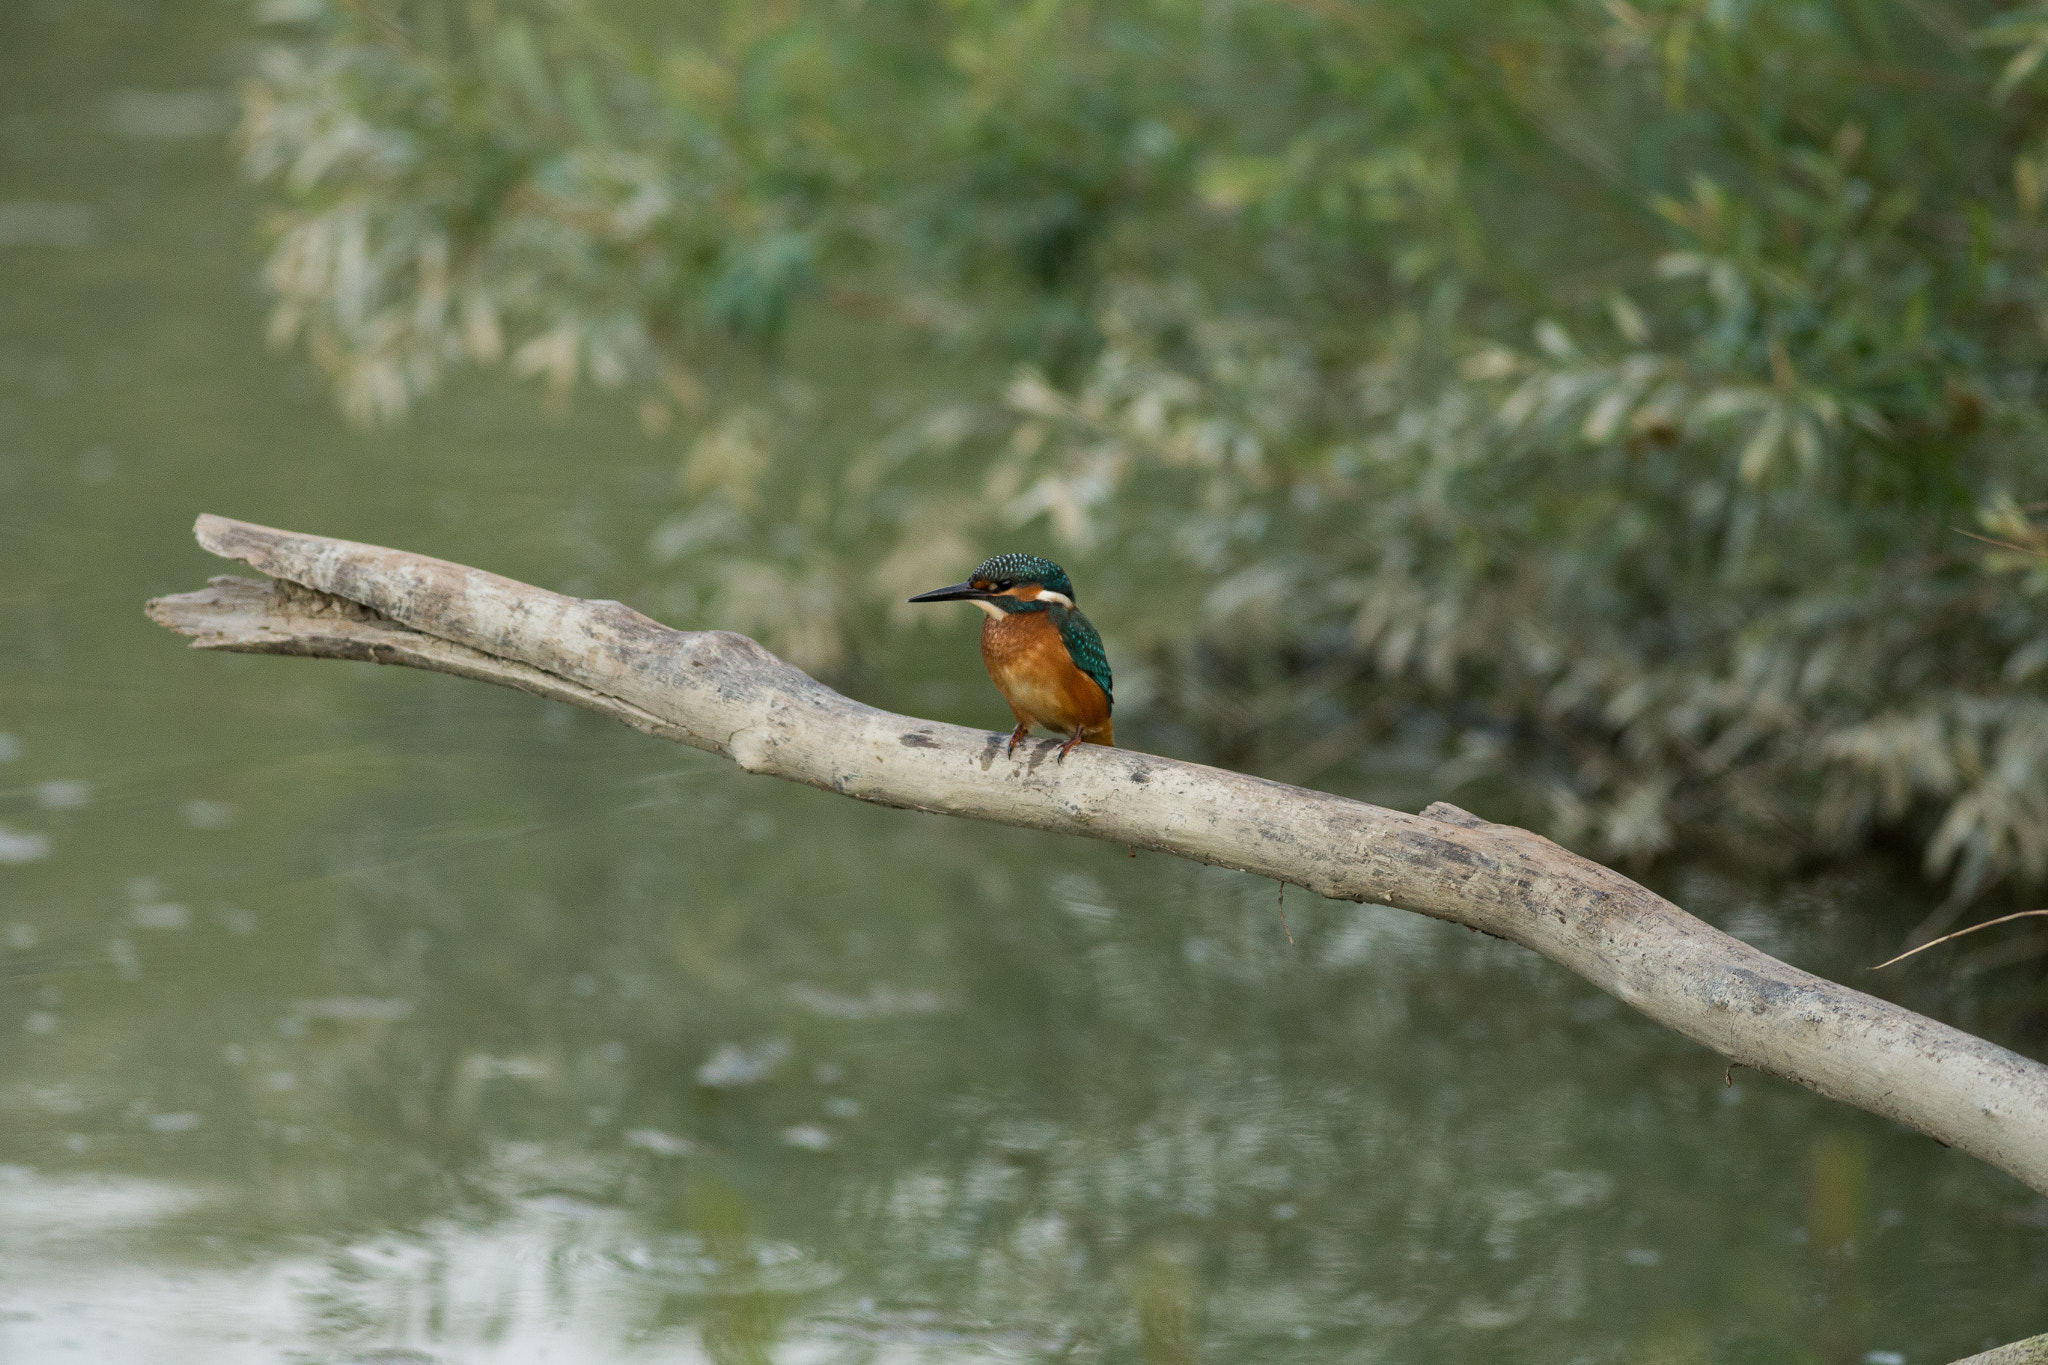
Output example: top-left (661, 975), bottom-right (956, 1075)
top-left (3, 1), bottom-right (2047, 1361)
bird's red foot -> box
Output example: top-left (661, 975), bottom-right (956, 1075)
top-left (1058, 734), bottom-right (1083, 763)
top-left (1007, 724), bottom-right (1031, 759)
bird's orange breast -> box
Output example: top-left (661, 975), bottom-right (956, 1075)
top-left (981, 611), bottom-right (1112, 737)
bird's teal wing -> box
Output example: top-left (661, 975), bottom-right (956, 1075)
top-left (1053, 606), bottom-right (1113, 711)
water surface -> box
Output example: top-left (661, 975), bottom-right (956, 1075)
top-left (1, 4), bottom-right (2044, 1362)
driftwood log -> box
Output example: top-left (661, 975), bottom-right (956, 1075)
top-left (148, 516), bottom-right (2048, 1216)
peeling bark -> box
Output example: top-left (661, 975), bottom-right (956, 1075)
top-left (147, 515), bottom-right (2048, 1204)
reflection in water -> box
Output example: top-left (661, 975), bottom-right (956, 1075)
top-left (1806, 1132), bottom-right (1873, 1365)
top-left (2, 2), bottom-right (2047, 1362)
top-left (0, 1163), bottom-right (866, 1364)
top-left (13, 727), bottom-right (2045, 1363)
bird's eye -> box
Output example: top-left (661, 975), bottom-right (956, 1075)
top-left (996, 580), bottom-right (1013, 591)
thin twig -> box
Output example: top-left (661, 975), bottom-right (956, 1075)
top-left (1954, 527), bottom-right (2048, 558)
top-left (1277, 880), bottom-right (1293, 945)
top-left (1872, 910), bottom-right (2048, 970)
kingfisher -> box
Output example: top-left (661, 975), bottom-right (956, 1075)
top-left (909, 553), bottom-right (1113, 761)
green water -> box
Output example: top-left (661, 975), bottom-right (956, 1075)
top-left (2, 4), bottom-right (2044, 1362)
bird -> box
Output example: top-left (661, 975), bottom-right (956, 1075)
top-left (909, 553), bottom-right (1113, 762)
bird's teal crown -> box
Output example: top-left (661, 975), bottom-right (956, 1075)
top-left (972, 553), bottom-right (1075, 603)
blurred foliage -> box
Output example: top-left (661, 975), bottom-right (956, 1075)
top-left (242, 0), bottom-right (2048, 901)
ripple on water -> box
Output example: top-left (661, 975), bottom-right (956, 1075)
top-left (610, 1233), bottom-right (842, 1295)
top-left (814, 1305), bottom-right (1073, 1354)
top-left (0, 826), bottom-right (50, 864)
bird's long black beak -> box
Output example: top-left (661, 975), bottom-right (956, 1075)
top-left (907, 581), bottom-right (998, 604)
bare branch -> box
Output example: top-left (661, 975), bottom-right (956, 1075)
top-left (147, 516), bottom-right (2048, 1196)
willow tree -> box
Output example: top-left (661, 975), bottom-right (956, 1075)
top-left (240, 0), bottom-right (2048, 922)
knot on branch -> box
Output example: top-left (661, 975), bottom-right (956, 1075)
top-left (1422, 801), bottom-right (1493, 829)
top-left (729, 725), bottom-right (778, 773)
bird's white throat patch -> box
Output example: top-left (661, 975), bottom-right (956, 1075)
top-left (971, 599), bottom-right (1007, 620)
